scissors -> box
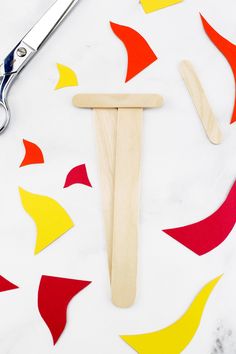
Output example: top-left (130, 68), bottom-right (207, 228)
top-left (0, 0), bottom-right (80, 134)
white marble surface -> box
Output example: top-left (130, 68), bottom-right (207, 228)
top-left (0, 0), bottom-right (236, 353)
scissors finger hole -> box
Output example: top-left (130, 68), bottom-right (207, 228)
top-left (0, 102), bottom-right (10, 133)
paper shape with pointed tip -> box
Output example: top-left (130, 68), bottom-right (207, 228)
top-left (200, 14), bottom-right (236, 124)
top-left (110, 22), bottom-right (157, 82)
top-left (163, 181), bottom-right (236, 255)
top-left (64, 164), bottom-right (92, 189)
top-left (38, 276), bottom-right (91, 345)
top-left (121, 275), bottom-right (222, 354)
top-left (0, 276), bottom-right (18, 292)
top-left (19, 187), bottom-right (74, 254)
top-left (140, 0), bottom-right (183, 13)
top-left (20, 139), bottom-right (44, 167)
top-left (55, 63), bottom-right (78, 90)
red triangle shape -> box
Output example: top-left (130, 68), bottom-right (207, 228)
top-left (38, 275), bottom-right (91, 345)
top-left (0, 276), bottom-right (18, 292)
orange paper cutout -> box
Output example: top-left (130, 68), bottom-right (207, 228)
top-left (200, 14), bottom-right (236, 124)
top-left (110, 22), bottom-right (157, 82)
top-left (20, 139), bottom-right (44, 167)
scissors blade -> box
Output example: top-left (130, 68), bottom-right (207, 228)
top-left (23, 0), bottom-right (79, 51)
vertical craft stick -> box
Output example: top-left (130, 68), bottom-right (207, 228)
top-left (94, 109), bottom-right (118, 280)
top-left (111, 108), bottom-right (143, 308)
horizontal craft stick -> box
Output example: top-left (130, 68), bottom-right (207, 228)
top-left (73, 94), bottom-right (164, 108)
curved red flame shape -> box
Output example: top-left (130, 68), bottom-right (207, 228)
top-left (200, 14), bottom-right (236, 124)
top-left (64, 164), bottom-right (92, 189)
top-left (163, 181), bottom-right (236, 255)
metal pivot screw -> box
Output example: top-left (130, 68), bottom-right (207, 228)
top-left (17, 47), bottom-right (27, 57)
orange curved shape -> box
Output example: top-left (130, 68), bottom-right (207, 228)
top-left (20, 139), bottom-right (44, 167)
top-left (200, 14), bottom-right (236, 124)
top-left (110, 22), bottom-right (157, 82)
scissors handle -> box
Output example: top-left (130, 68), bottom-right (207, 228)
top-left (0, 42), bottom-right (35, 133)
top-left (0, 99), bottom-right (10, 134)
top-left (0, 73), bottom-right (15, 133)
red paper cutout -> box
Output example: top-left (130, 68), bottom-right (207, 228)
top-left (64, 164), bottom-right (92, 189)
top-left (20, 139), bottom-right (44, 167)
top-left (110, 22), bottom-right (157, 82)
top-left (0, 276), bottom-right (18, 292)
top-left (38, 276), bottom-right (91, 345)
top-left (163, 181), bottom-right (236, 255)
top-left (200, 14), bottom-right (236, 124)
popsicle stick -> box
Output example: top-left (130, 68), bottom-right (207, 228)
top-left (73, 94), bottom-right (164, 108)
top-left (111, 108), bottom-right (142, 308)
top-left (73, 93), bottom-right (164, 308)
top-left (94, 109), bottom-right (118, 279)
top-left (179, 60), bottom-right (222, 145)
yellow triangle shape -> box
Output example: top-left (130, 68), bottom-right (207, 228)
top-left (19, 187), bottom-right (74, 254)
top-left (55, 63), bottom-right (78, 90)
top-left (121, 275), bottom-right (222, 353)
top-left (140, 0), bottom-right (183, 13)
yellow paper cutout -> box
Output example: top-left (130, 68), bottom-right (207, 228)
top-left (19, 187), bottom-right (74, 254)
top-left (140, 0), bottom-right (183, 13)
top-left (55, 63), bottom-right (78, 90)
top-left (121, 275), bottom-right (222, 354)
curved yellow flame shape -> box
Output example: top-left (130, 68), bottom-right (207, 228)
top-left (19, 187), bottom-right (74, 254)
top-left (121, 275), bottom-right (222, 353)
top-left (141, 0), bottom-right (183, 13)
top-left (55, 63), bottom-right (78, 90)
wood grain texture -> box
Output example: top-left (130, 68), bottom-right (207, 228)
top-left (179, 60), bottom-right (222, 145)
top-left (94, 109), bottom-right (118, 280)
top-left (73, 94), bottom-right (164, 108)
top-left (111, 108), bottom-right (143, 308)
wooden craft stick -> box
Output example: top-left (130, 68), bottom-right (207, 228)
top-left (179, 60), bottom-right (222, 145)
top-left (111, 108), bottom-right (142, 308)
top-left (94, 109), bottom-right (118, 279)
top-left (73, 94), bottom-right (163, 108)
top-left (73, 93), bottom-right (164, 308)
